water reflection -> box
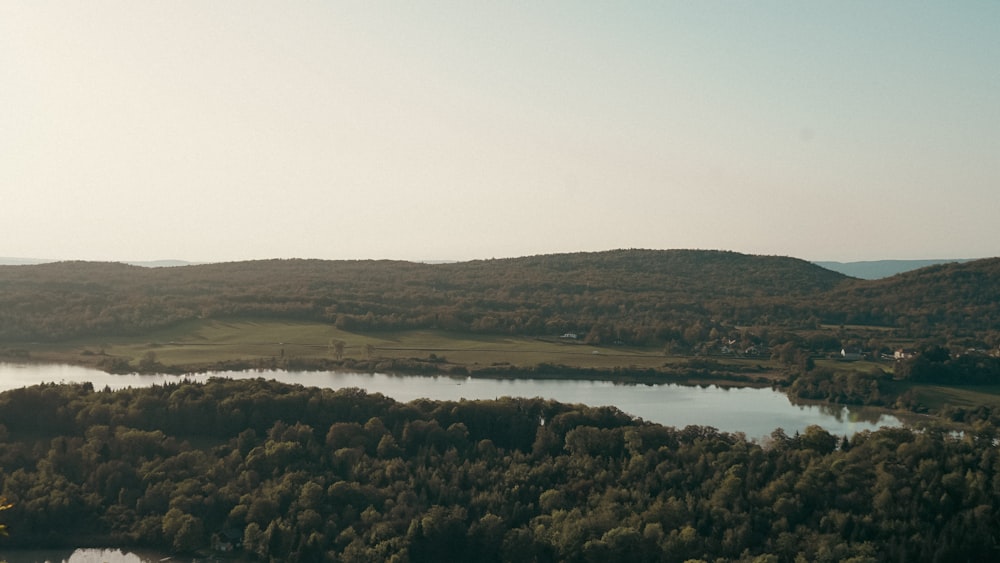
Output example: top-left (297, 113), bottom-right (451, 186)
top-left (0, 363), bottom-right (902, 439)
top-left (0, 547), bottom-right (250, 562)
top-left (786, 395), bottom-right (893, 425)
top-left (0, 548), bottom-right (74, 563)
top-left (0, 548), bottom-right (173, 563)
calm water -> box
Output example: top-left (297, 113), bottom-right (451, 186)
top-left (0, 363), bottom-right (901, 440)
top-left (0, 548), bottom-right (205, 563)
top-left (0, 364), bottom-right (900, 560)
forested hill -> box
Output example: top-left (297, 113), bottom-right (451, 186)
top-left (817, 257), bottom-right (1000, 331)
top-left (0, 249), bottom-right (995, 343)
top-left (454, 250), bottom-right (847, 296)
top-left (0, 250), bottom-right (840, 342)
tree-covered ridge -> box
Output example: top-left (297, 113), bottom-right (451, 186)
top-left (0, 379), bottom-right (998, 562)
top-left (0, 249), bottom-right (997, 345)
top-left (462, 250), bottom-right (847, 295)
top-left (820, 258), bottom-right (1000, 330)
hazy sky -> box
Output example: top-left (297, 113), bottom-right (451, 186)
top-left (3, 2), bottom-right (998, 263)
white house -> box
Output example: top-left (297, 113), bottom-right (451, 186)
top-left (841, 347), bottom-right (863, 361)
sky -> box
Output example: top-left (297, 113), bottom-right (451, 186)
top-left (2, 1), bottom-right (999, 263)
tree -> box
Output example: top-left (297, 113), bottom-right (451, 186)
top-left (408, 505), bottom-right (469, 561)
top-left (330, 339), bottom-right (346, 360)
top-left (799, 425), bottom-right (837, 454)
top-left (0, 496), bottom-right (11, 536)
top-left (139, 351), bottom-right (160, 372)
top-left (162, 508), bottom-right (204, 552)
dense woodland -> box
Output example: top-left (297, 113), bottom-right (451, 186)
top-left (2, 379), bottom-right (1000, 562)
top-left (2, 250), bottom-right (999, 348)
top-left (3, 250), bottom-right (1000, 559)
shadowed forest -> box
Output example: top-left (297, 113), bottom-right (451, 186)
top-left (1, 378), bottom-right (999, 562)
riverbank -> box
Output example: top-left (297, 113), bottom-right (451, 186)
top-left (6, 318), bottom-right (1000, 423)
top-left (0, 363), bottom-right (904, 441)
top-left (3, 347), bottom-right (784, 394)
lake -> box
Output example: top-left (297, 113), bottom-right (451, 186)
top-left (0, 547), bottom-right (217, 563)
top-left (0, 363), bottom-right (901, 440)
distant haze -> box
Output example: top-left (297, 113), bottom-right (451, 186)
top-left (2, 2), bottom-right (998, 263)
top-left (813, 259), bottom-right (973, 280)
top-left (0, 257), bottom-right (197, 268)
top-left (1, 254), bottom-right (977, 281)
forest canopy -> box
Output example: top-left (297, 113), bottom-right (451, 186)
top-left (1, 379), bottom-right (999, 562)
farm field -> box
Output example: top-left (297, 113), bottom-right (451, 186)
top-left (14, 318), bottom-right (1000, 413)
top-left (16, 318), bottom-right (779, 377)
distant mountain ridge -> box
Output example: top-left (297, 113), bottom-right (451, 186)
top-left (0, 257), bottom-right (52, 266)
top-left (813, 259), bottom-right (975, 279)
top-left (2, 255), bottom-right (978, 279)
top-left (0, 257), bottom-right (196, 267)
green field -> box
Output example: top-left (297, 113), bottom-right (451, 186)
top-left (812, 358), bottom-right (889, 375)
top-left (15, 318), bottom-right (1000, 414)
top-left (18, 318), bottom-right (779, 376)
top-left (903, 383), bottom-right (1000, 411)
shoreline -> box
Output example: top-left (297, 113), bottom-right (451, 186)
top-left (3, 347), bottom-right (785, 387)
top-left (1, 354), bottom-right (919, 429)
top-left (2, 328), bottom-right (984, 426)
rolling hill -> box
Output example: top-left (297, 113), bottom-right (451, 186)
top-left (0, 249), bottom-right (995, 345)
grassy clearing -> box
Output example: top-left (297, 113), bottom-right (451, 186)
top-left (19, 318), bottom-right (781, 374)
top-left (64, 319), bottom-right (369, 367)
top-left (18, 319), bottom-right (1000, 411)
top-left (901, 383), bottom-right (1000, 411)
top-left (819, 323), bottom-right (896, 332)
top-left (813, 358), bottom-right (890, 375)
top-left (377, 331), bottom-right (676, 370)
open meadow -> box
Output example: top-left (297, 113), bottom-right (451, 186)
top-left (18, 318), bottom-right (775, 377)
top-left (13, 318), bottom-right (1000, 413)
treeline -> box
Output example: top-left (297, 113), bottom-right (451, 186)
top-left (894, 346), bottom-right (1000, 385)
top-left (787, 368), bottom-right (892, 407)
top-left (780, 344), bottom-right (1000, 411)
top-left (1, 379), bottom-right (1000, 561)
top-left (785, 344), bottom-right (1000, 409)
top-left (822, 258), bottom-right (1000, 335)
